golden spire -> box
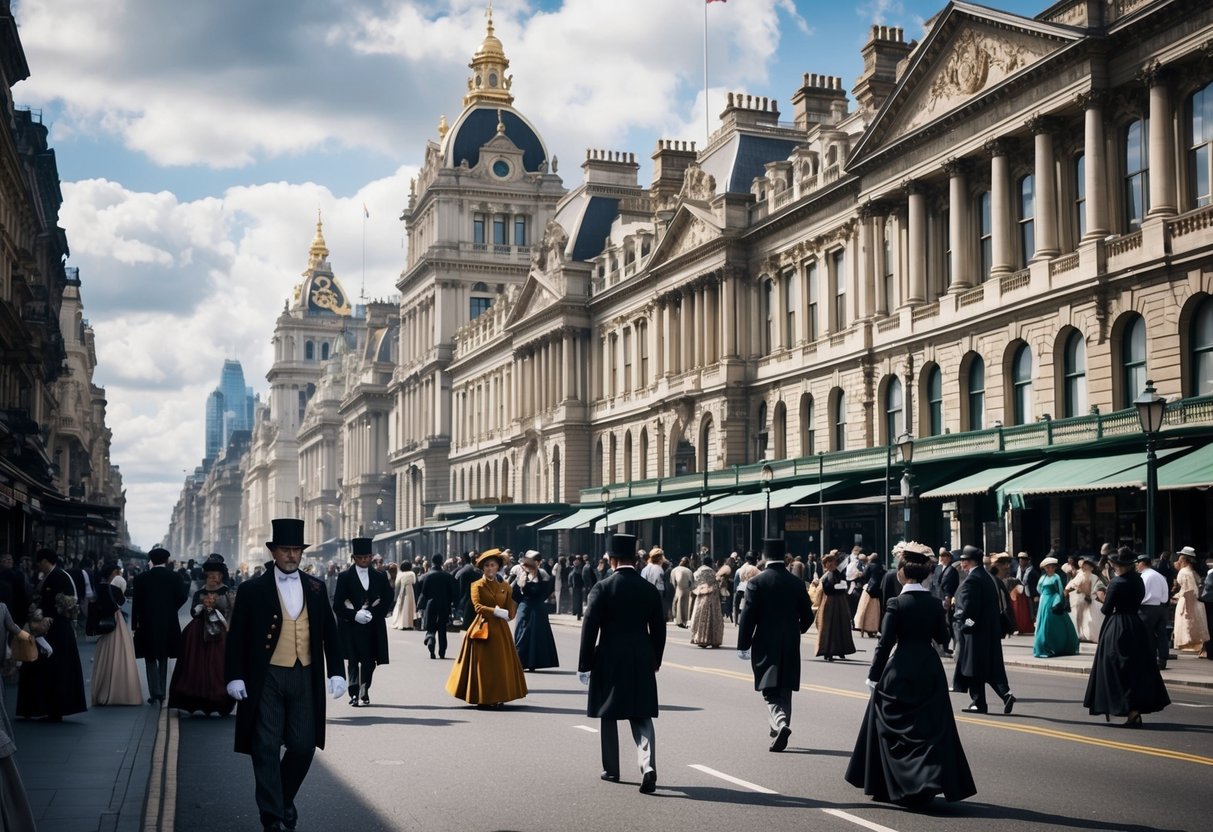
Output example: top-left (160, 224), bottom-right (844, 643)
top-left (308, 210), bottom-right (329, 268)
top-left (463, 1), bottom-right (514, 107)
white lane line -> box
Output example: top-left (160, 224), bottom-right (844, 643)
top-left (687, 764), bottom-right (778, 794)
top-left (1173, 702), bottom-right (1210, 708)
top-left (573, 725), bottom-right (599, 733)
top-left (821, 809), bottom-right (900, 832)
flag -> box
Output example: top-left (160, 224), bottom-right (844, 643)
top-left (707, 0), bottom-right (726, 4)
top-left (362, 202), bottom-right (370, 219)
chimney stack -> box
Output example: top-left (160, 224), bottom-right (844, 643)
top-left (851, 25), bottom-right (912, 115)
top-left (651, 139), bottom-right (698, 205)
top-left (791, 74), bottom-right (848, 129)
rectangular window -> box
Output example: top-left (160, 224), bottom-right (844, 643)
top-left (978, 191), bottom-right (993, 282)
top-left (637, 323), bottom-right (649, 385)
top-left (1124, 119), bottom-right (1149, 231)
top-left (1019, 175), bottom-right (1035, 265)
top-left (608, 333), bottom-right (618, 397)
top-left (1074, 154), bottom-right (1087, 239)
top-left (473, 214), bottom-right (486, 246)
top-left (783, 270), bottom-right (797, 346)
top-left (832, 249), bottom-right (846, 331)
top-left (807, 261), bottom-right (819, 340)
top-left (493, 215), bottom-right (508, 246)
top-left (763, 280), bottom-right (775, 355)
top-left (942, 208), bottom-right (952, 289)
top-left (469, 296), bottom-right (492, 319)
top-left (882, 236), bottom-right (894, 313)
top-left (622, 327), bottom-right (633, 393)
top-left (514, 216), bottom-right (527, 246)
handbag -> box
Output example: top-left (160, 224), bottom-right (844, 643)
top-left (468, 617), bottom-right (489, 640)
top-left (92, 614), bottom-right (117, 636)
top-left (10, 629), bottom-right (38, 663)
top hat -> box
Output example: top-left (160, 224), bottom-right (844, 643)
top-left (957, 545), bottom-right (984, 562)
top-left (266, 518), bottom-right (309, 550)
top-left (609, 534), bottom-right (638, 561)
top-left (351, 538), bottom-right (374, 557)
top-left (762, 538), bottom-right (786, 562)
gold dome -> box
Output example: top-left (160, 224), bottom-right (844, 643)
top-left (464, 3), bottom-right (514, 107)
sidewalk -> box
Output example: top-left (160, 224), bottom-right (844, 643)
top-left (548, 613), bottom-right (1213, 690)
top-left (3, 636), bottom-right (160, 832)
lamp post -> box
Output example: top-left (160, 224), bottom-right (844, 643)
top-left (601, 487), bottom-right (612, 538)
top-left (1134, 380), bottom-right (1166, 558)
top-left (898, 433), bottom-right (915, 545)
top-left (760, 463), bottom-right (774, 539)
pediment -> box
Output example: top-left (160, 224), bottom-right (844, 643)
top-left (851, 3), bottom-right (1082, 164)
top-left (646, 204), bottom-right (723, 270)
top-left (505, 272), bottom-right (562, 327)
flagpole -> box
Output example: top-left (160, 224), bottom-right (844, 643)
top-left (703, 0), bottom-right (710, 146)
top-left (361, 210), bottom-right (367, 303)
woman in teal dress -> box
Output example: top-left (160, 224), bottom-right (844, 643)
top-left (1033, 557), bottom-right (1079, 658)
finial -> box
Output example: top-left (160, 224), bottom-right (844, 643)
top-left (437, 114), bottom-right (449, 139)
top-left (496, 109), bottom-right (505, 135)
top-left (308, 210), bottom-right (329, 267)
top-left (486, 1), bottom-right (494, 36)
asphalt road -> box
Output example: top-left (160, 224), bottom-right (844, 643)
top-left (175, 617), bottom-right (1212, 832)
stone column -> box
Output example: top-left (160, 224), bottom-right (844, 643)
top-left (658, 299), bottom-right (671, 376)
top-left (722, 274), bottom-right (738, 359)
top-left (706, 279), bottom-right (719, 361)
top-left (680, 293), bottom-right (692, 372)
top-left (1146, 64), bottom-right (1177, 218)
top-left (1081, 91), bottom-right (1110, 239)
top-left (943, 158), bottom-right (971, 288)
top-left (987, 138), bottom-right (1015, 276)
top-left (1027, 119), bottom-right (1060, 258)
top-left (561, 332), bottom-right (572, 402)
top-left (906, 182), bottom-right (927, 303)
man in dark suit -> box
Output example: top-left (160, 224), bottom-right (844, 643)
top-left (416, 553), bottom-right (459, 659)
top-left (935, 549), bottom-right (959, 656)
top-left (578, 534), bottom-right (666, 794)
top-left (737, 538), bottom-right (813, 752)
top-left (952, 545), bottom-right (1015, 715)
top-left (453, 553), bottom-right (481, 630)
top-left (332, 538), bottom-right (393, 706)
top-left (570, 555), bottom-right (586, 619)
top-left (225, 519), bottom-right (345, 832)
top-left (130, 547), bottom-right (189, 705)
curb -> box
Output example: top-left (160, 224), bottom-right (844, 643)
top-left (142, 706), bottom-right (179, 832)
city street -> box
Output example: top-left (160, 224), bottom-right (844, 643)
top-left (173, 619), bottom-right (1211, 832)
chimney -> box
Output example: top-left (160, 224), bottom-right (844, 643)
top-left (581, 149), bottom-right (640, 187)
top-left (651, 139), bottom-right (698, 205)
top-left (851, 25), bottom-right (912, 115)
top-left (791, 74), bottom-right (848, 129)
top-left (718, 92), bottom-right (782, 131)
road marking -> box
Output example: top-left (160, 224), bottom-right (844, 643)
top-left (688, 764), bottom-right (778, 794)
top-left (665, 660), bottom-right (1213, 768)
top-left (574, 725), bottom-right (599, 733)
top-left (1173, 702), bottom-right (1210, 708)
top-left (821, 809), bottom-right (900, 832)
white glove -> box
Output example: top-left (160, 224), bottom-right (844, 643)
top-left (35, 636), bottom-right (53, 658)
top-left (737, 649), bottom-right (750, 661)
top-left (227, 680), bottom-right (248, 700)
top-left (328, 676), bottom-right (348, 700)
top-left (492, 607), bottom-right (510, 620)
top-left (865, 678), bottom-right (877, 693)
top-left (578, 671), bottom-right (591, 686)
top-left (354, 609), bottom-right (373, 625)
top-left (963, 618), bottom-right (976, 630)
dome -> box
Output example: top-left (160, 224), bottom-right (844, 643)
top-left (445, 106), bottom-right (548, 173)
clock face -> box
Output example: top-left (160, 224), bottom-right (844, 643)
top-left (492, 159), bottom-right (510, 178)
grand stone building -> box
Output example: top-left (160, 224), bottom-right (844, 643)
top-left (389, 0), bottom-right (1213, 560)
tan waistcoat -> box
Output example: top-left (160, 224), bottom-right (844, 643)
top-left (270, 583), bottom-right (311, 668)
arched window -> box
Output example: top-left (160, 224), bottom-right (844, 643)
top-left (1011, 344), bottom-right (1033, 425)
top-left (639, 428), bottom-right (649, 480)
top-left (773, 402), bottom-right (787, 460)
top-left (966, 357), bottom-right (986, 431)
top-left (884, 377), bottom-right (904, 444)
top-left (623, 431), bottom-right (633, 481)
top-left (1122, 315), bottom-right (1147, 405)
top-left (304, 340), bottom-right (315, 361)
top-left (1190, 299), bottom-right (1213, 396)
top-left (757, 401), bottom-right (769, 460)
top-left (1189, 83), bottom-right (1213, 208)
top-left (832, 390), bottom-right (847, 452)
top-left (1124, 119), bottom-right (1149, 231)
top-left (608, 434), bottom-right (618, 484)
top-left (593, 438), bottom-right (604, 488)
top-left (700, 415), bottom-right (714, 473)
top-left (320, 341), bottom-right (330, 361)
top-left (1018, 174), bottom-right (1035, 264)
top-left (551, 446), bottom-right (561, 502)
top-left (799, 394), bottom-right (815, 456)
top-left (925, 366), bottom-right (943, 436)
top-left (1063, 332), bottom-right (1088, 417)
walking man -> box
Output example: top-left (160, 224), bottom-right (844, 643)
top-left (570, 555), bottom-right (586, 619)
top-left (737, 538), bottom-right (813, 751)
top-left (670, 556), bottom-right (693, 628)
top-left (416, 553), bottom-right (459, 659)
top-left (332, 538), bottom-right (393, 706)
top-left (453, 553), bottom-right (481, 630)
top-left (952, 545), bottom-right (1016, 714)
top-left (579, 534), bottom-right (666, 794)
top-left (936, 548), bottom-right (959, 656)
top-left (225, 518), bottom-right (345, 832)
top-left (1136, 553), bottom-right (1172, 670)
top-left (131, 546), bottom-right (189, 705)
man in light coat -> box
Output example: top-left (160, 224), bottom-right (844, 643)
top-left (670, 557), bottom-right (694, 628)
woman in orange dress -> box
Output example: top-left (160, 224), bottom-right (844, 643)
top-left (445, 550), bottom-right (528, 709)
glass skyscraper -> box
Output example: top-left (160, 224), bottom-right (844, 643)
top-left (204, 360), bottom-right (255, 458)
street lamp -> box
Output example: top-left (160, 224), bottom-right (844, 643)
top-left (601, 487), bottom-right (612, 537)
top-left (760, 463), bottom-right (774, 538)
top-left (898, 433), bottom-right (915, 545)
top-left (1134, 380), bottom-right (1166, 558)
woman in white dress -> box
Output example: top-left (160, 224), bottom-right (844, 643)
top-left (90, 565), bottom-right (142, 706)
top-left (1065, 557), bottom-right (1105, 643)
top-left (1173, 550), bottom-right (1210, 653)
top-left (390, 562), bottom-right (418, 630)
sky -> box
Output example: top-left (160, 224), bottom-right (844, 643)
top-left (10, 0), bottom-right (1047, 550)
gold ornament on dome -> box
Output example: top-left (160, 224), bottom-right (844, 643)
top-left (309, 276), bottom-right (351, 316)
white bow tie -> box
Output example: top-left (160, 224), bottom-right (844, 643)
top-left (278, 572), bottom-right (301, 582)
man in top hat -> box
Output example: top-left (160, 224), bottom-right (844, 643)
top-left (952, 545), bottom-right (1015, 714)
top-left (578, 533), bottom-right (666, 794)
top-left (131, 546), bottom-right (190, 705)
top-left (1136, 553), bottom-right (1171, 670)
top-left (332, 538), bottom-right (393, 706)
top-left (737, 538), bottom-right (813, 751)
top-left (416, 552), bottom-right (459, 659)
top-left (225, 519), bottom-right (346, 832)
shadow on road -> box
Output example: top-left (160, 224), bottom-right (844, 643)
top-left (329, 715), bottom-right (466, 727)
top-left (914, 801), bottom-right (1189, 832)
top-left (645, 784), bottom-right (828, 809)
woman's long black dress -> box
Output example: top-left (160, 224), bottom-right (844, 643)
top-left (512, 574), bottom-right (559, 670)
top-left (16, 567), bottom-right (87, 719)
top-left (1083, 573), bottom-right (1170, 717)
top-left (815, 568), bottom-right (857, 658)
top-left (846, 588), bottom-right (977, 805)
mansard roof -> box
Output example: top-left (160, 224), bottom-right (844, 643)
top-left (444, 106), bottom-right (548, 173)
top-left (700, 133), bottom-right (803, 195)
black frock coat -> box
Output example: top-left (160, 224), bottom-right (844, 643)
top-left (952, 564), bottom-right (1008, 687)
top-left (454, 563), bottom-right (482, 625)
top-left (130, 566), bottom-right (189, 659)
top-left (224, 563), bottom-right (343, 756)
top-left (737, 562), bottom-right (813, 691)
top-left (416, 567), bottom-right (459, 631)
top-left (332, 566), bottom-right (393, 665)
top-left (578, 566), bottom-right (666, 719)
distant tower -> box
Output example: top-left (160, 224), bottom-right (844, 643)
top-left (204, 389), bottom-right (224, 458)
top-left (205, 359), bottom-right (255, 457)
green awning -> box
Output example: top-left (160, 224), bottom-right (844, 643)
top-left (594, 496), bottom-right (704, 531)
top-left (996, 448), bottom-right (1184, 507)
top-left (1158, 444), bottom-right (1213, 490)
top-left (921, 462), bottom-right (1043, 500)
top-left (538, 506), bottom-right (605, 531)
top-left (445, 514), bottom-right (498, 533)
